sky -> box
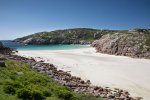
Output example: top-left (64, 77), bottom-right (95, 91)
top-left (0, 0), bottom-right (150, 40)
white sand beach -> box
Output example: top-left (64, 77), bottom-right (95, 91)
top-left (17, 47), bottom-right (150, 100)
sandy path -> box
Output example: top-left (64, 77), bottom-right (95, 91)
top-left (17, 47), bottom-right (150, 100)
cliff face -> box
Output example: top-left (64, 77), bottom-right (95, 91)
top-left (14, 28), bottom-right (117, 45)
top-left (92, 29), bottom-right (150, 59)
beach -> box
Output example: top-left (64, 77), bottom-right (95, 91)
top-left (17, 47), bottom-right (150, 100)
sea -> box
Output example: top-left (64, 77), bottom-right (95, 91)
top-left (1, 40), bottom-right (89, 51)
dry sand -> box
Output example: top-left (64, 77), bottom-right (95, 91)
top-left (17, 47), bottom-right (150, 100)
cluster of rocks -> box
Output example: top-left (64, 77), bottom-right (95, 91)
top-left (128, 28), bottom-right (150, 34)
top-left (92, 32), bottom-right (150, 59)
top-left (2, 54), bottom-right (142, 100)
top-left (0, 41), bottom-right (16, 55)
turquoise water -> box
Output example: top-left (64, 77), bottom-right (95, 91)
top-left (1, 40), bottom-right (89, 51)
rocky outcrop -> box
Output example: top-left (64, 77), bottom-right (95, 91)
top-left (92, 31), bottom-right (150, 59)
top-left (128, 28), bottom-right (150, 34)
top-left (0, 41), bottom-right (15, 54)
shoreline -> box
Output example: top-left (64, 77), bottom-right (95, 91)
top-left (16, 47), bottom-right (150, 100)
top-left (1, 52), bottom-right (134, 100)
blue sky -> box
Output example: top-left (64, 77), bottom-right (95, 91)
top-left (0, 0), bottom-right (150, 40)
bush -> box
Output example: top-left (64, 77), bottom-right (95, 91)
top-left (57, 89), bottom-right (73, 100)
top-left (3, 85), bottom-right (16, 94)
top-left (43, 90), bottom-right (52, 97)
top-left (17, 87), bottom-right (46, 100)
top-left (32, 90), bottom-right (45, 100)
top-left (3, 80), bottom-right (22, 94)
top-left (4, 80), bottom-right (23, 88)
top-left (17, 88), bottom-right (32, 99)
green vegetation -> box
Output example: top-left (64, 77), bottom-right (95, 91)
top-left (16, 28), bottom-right (101, 42)
top-left (15, 28), bottom-right (150, 47)
top-left (0, 60), bottom-right (104, 100)
top-left (15, 28), bottom-right (116, 44)
top-left (145, 34), bottom-right (150, 47)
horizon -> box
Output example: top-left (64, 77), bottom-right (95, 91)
top-left (0, 0), bottom-right (150, 40)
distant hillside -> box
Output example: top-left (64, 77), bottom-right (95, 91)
top-left (14, 28), bottom-right (118, 45)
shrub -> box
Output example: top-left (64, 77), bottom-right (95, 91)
top-left (3, 79), bottom-right (22, 94)
top-left (17, 86), bottom-right (46, 100)
top-left (3, 85), bottom-right (16, 94)
top-left (32, 90), bottom-right (45, 100)
top-left (17, 88), bottom-right (32, 99)
top-left (43, 90), bottom-right (52, 97)
top-left (4, 80), bottom-right (23, 88)
top-left (57, 89), bottom-right (73, 100)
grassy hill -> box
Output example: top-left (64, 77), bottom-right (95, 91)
top-left (15, 28), bottom-right (118, 45)
top-left (0, 59), bottom-right (103, 100)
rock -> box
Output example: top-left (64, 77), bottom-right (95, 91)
top-left (107, 93), bottom-right (115, 99)
top-left (114, 92), bottom-right (121, 97)
top-left (80, 80), bottom-right (85, 84)
top-left (74, 87), bottom-right (80, 92)
top-left (0, 61), bottom-right (6, 67)
top-left (132, 97), bottom-right (143, 100)
top-left (94, 86), bottom-right (100, 90)
top-left (123, 90), bottom-right (129, 95)
top-left (100, 94), bottom-right (107, 98)
top-left (46, 70), bottom-right (53, 75)
top-left (115, 97), bottom-right (125, 100)
top-left (79, 40), bottom-right (89, 45)
top-left (0, 41), bottom-right (14, 54)
top-left (39, 60), bottom-right (44, 62)
top-left (128, 28), bottom-right (150, 34)
top-left (0, 57), bottom-right (7, 60)
top-left (86, 80), bottom-right (91, 84)
top-left (94, 32), bottom-right (102, 39)
top-left (16, 72), bottom-right (23, 75)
